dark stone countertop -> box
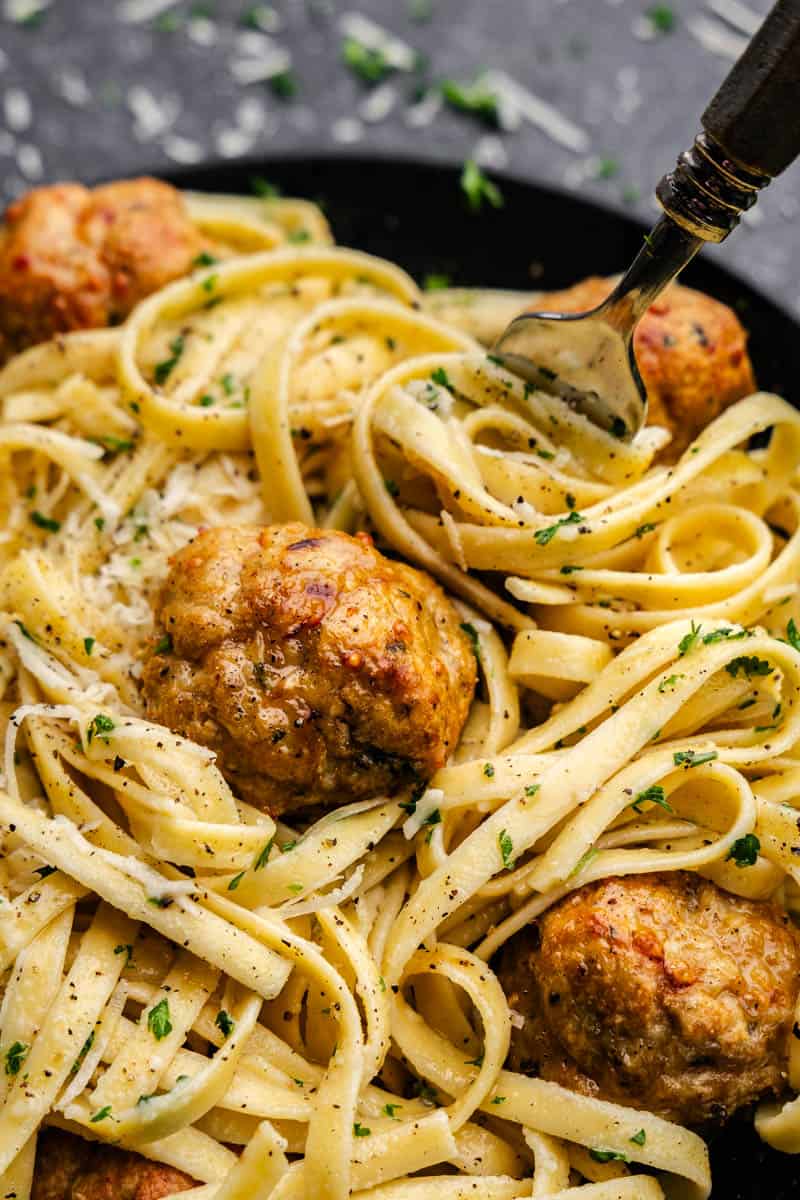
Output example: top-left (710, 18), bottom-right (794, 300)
top-left (0, 0), bottom-right (798, 314)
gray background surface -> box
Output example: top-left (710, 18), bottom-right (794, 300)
top-left (1, 0), bottom-right (798, 313)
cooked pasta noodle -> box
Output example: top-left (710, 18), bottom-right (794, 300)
top-left (2, 184), bottom-right (800, 1200)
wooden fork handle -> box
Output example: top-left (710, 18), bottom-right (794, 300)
top-left (657, 0), bottom-right (800, 243)
top-left (703, 0), bottom-right (800, 179)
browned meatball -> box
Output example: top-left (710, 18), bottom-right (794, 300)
top-left (498, 872), bottom-right (800, 1126)
top-left (542, 278), bottom-right (756, 458)
top-left (0, 179), bottom-right (206, 361)
top-left (141, 524), bottom-right (477, 816)
top-left (33, 1129), bottom-right (194, 1200)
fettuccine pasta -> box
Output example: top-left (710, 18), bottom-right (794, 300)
top-left (2, 184), bottom-right (800, 1200)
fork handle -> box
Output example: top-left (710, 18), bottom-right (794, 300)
top-left (657, 0), bottom-right (800, 242)
top-left (703, 0), bottom-right (800, 178)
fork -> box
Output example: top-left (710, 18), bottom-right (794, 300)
top-left (493, 0), bottom-right (800, 441)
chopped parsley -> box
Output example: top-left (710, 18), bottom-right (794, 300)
top-left (595, 157), bottom-right (620, 180)
top-left (590, 1148), bottom-right (629, 1163)
top-left (154, 335), bottom-right (186, 386)
top-left (441, 75), bottom-right (500, 126)
top-left (422, 809), bottom-right (442, 844)
top-left (673, 749), bottom-right (718, 768)
top-left (114, 943), bottom-right (133, 964)
top-left (702, 627), bottom-right (749, 644)
top-left (647, 4), bottom-right (676, 34)
top-left (630, 1129), bottom-right (647, 1146)
top-left (726, 656), bottom-right (773, 680)
top-left (353, 1121), bottom-right (371, 1137)
top-left (342, 37), bottom-right (392, 84)
top-left (658, 673), bottom-right (683, 693)
top-left (534, 509), bottom-right (584, 546)
top-left (560, 564), bottom-right (583, 575)
top-left (424, 273), bottom-right (451, 291)
top-left (460, 159), bottom-right (503, 213)
top-left (525, 783), bottom-right (540, 797)
top-left (228, 871), bottom-right (245, 891)
top-left (384, 478), bottom-right (400, 497)
top-left (90, 1105), bottom-right (113, 1123)
top-left (4, 1041), bottom-right (28, 1076)
top-left (215, 1010), bottom-right (235, 1038)
top-left (287, 882), bottom-right (304, 893)
top-left (192, 251), bottom-right (218, 268)
top-left (288, 227), bottom-right (311, 242)
top-left (631, 784), bottom-right (673, 814)
top-left (430, 366), bottom-right (452, 388)
top-left (147, 998), bottom-right (173, 1041)
top-left (498, 829), bottom-right (514, 870)
top-left (83, 637), bottom-right (96, 656)
top-left (251, 176), bottom-right (281, 198)
top-left (94, 434), bottom-right (134, 454)
top-left (254, 838), bottom-right (274, 870)
top-left (86, 713), bottom-right (115, 745)
top-left (483, 762), bottom-right (495, 778)
top-left (727, 832), bottom-right (760, 868)
top-left (33, 864), bottom-right (56, 878)
top-left (30, 510), bottom-right (60, 533)
top-left (785, 618), bottom-right (800, 652)
top-left (154, 633), bottom-right (173, 655)
top-left (70, 1031), bottom-right (95, 1075)
top-left (382, 1102), bottom-right (401, 1118)
top-left (634, 522), bottom-right (656, 538)
top-left (270, 70), bottom-right (297, 99)
top-left (677, 621), bottom-right (702, 656)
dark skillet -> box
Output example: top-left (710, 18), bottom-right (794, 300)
top-left (160, 153), bottom-right (800, 1199)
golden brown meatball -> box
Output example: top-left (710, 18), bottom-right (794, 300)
top-left (141, 524), bottom-right (477, 816)
top-left (33, 1129), bottom-right (194, 1200)
top-left (0, 179), bottom-right (206, 361)
top-left (498, 872), bottom-right (800, 1126)
top-left (542, 277), bottom-right (756, 458)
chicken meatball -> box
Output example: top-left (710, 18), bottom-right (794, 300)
top-left (0, 179), bottom-right (206, 361)
top-left (541, 278), bottom-right (756, 458)
top-left (33, 1129), bottom-right (193, 1200)
top-left (498, 872), bottom-right (800, 1126)
top-left (141, 524), bottom-right (477, 815)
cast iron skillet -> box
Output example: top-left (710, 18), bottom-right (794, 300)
top-left (161, 154), bottom-right (800, 1199)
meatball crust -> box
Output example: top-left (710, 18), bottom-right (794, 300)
top-left (32, 1129), bottom-right (193, 1200)
top-left (498, 872), bottom-right (800, 1126)
top-left (542, 277), bottom-right (756, 458)
top-left (141, 524), bottom-right (477, 815)
top-left (0, 179), bottom-right (206, 361)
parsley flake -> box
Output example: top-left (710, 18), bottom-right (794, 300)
top-left (534, 509), bottom-right (584, 546)
top-left (154, 335), bottom-right (186, 386)
top-left (147, 998), bottom-right (173, 1041)
top-left (215, 1010), bottom-right (235, 1038)
top-left (727, 832), bottom-right (760, 868)
top-left (4, 1041), bottom-right (28, 1076)
top-left (673, 749), bottom-right (718, 768)
top-left (460, 159), bottom-right (504, 213)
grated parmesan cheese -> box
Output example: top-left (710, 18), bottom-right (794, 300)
top-left (481, 70), bottom-right (590, 154)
